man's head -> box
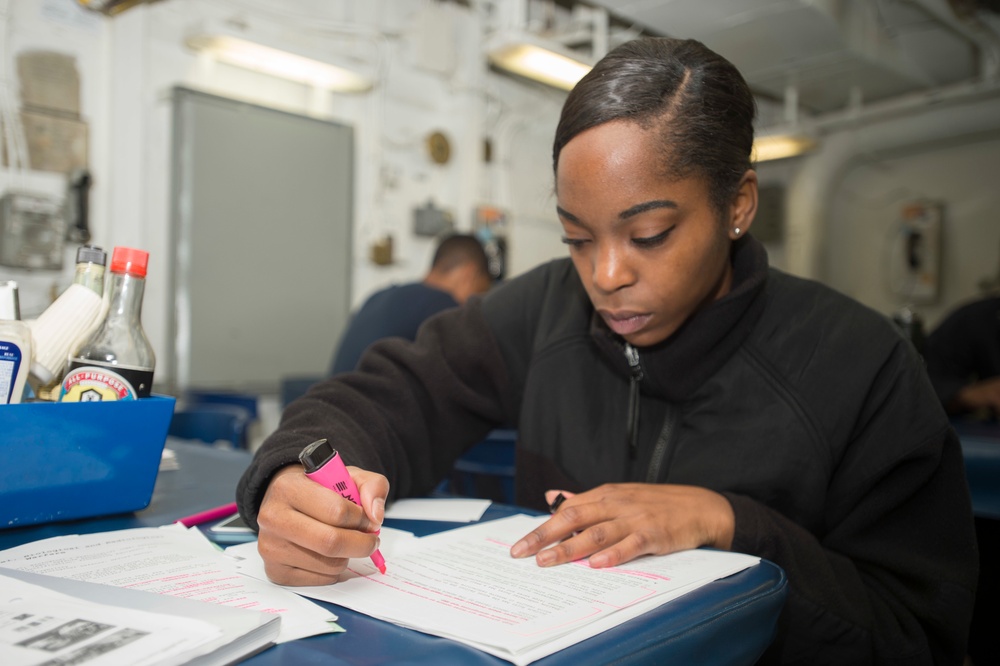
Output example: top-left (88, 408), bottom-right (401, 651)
top-left (424, 233), bottom-right (493, 304)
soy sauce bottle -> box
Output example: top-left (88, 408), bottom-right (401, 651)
top-left (60, 247), bottom-right (155, 401)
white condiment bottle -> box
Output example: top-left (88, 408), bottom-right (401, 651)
top-left (0, 281), bottom-right (32, 405)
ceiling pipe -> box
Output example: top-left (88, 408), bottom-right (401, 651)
top-left (901, 0), bottom-right (1000, 78)
top-left (784, 76), bottom-right (1000, 279)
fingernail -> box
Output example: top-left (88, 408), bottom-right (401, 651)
top-left (537, 550), bottom-right (555, 567)
top-left (510, 541), bottom-right (526, 558)
top-left (373, 497), bottom-right (385, 523)
top-left (589, 553), bottom-right (608, 568)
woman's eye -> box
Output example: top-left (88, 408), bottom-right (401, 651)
top-left (561, 237), bottom-right (590, 248)
top-left (632, 228), bottom-right (673, 248)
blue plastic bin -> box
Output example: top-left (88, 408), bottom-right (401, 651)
top-left (0, 395), bottom-right (176, 529)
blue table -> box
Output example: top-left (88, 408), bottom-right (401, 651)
top-left (953, 420), bottom-right (1000, 519)
top-left (0, 440), bottom-right (787, 665)
top-left (953, 420), bottom-right (1000, 663)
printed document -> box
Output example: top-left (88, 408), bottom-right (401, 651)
top-left (1, 572), bottom-right (222, 666)
top-left (230, 513), bottom-right (760, 665)
top-left (0, 524), bottom-right (339, 644)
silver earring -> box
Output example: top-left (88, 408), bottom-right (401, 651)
top-left (733, 227), bottom-right (741, 236)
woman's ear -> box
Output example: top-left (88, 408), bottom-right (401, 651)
top-left (728, 170), bottom-right (758, 240)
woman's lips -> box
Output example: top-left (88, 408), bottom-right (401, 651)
top-left (599, 310), bottom-right (652, 337)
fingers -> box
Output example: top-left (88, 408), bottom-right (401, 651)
top-left (510, 494), bottom-right (597, 560)
top-left (545, 489), bottom-right (575, 512)
top-left (353, 466), bottom-right (389, 528)
top-left (512, 504), bottom-right (643, 568)
top-left (510, 484), bottom-right (736, 570)
top-left (258, 534), bottom-right (352, 586)
top-left (256, 464), bottom-right (388, 586)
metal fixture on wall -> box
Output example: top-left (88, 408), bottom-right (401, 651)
top-left (753, 132), bottom-right (819, 162)
top-left (486, 31), bottom-right (594, 91)
top-left (185, 29), bottom-right (373, 93)
top-left (485, 1), bottom-right (629, 91)
top-left (753, 84), bottom-right (820, 162)
top-left (76, 0), bottom-right (164, 16)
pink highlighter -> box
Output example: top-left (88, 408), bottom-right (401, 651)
top-left (299, 438), bottom-right (387, 575)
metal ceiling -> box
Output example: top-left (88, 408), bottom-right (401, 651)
top-left (587, 0), bottom-right (1000, 119)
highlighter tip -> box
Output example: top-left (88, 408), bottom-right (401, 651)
top-left (378, 564), bottom-right (387, 574)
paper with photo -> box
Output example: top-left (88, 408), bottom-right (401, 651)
top-left (1, 573), bottom-right (222, 666)
top-left (0, 524), bottom-right (340, 644)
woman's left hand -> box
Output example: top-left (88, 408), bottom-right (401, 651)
top-left (509, 483), bottom-right (735, 568)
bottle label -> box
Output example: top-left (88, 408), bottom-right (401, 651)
top-left (59, 363), bottom-right (154, 401)
top-left (0, 339), bottom-right (25, 404)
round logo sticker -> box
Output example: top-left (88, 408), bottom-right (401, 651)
top-left (59, 367), bottom-right (138, 402)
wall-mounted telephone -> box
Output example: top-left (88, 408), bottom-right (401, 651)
top-left (892, 201), bottom-right (942, 304)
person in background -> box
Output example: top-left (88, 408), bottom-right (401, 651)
top-left (924, 294), bottom-right (1000, 419)
top-left (924, 294), bottom-right (1000, 666)
top-left (329, 233), bottom-right (493, 375)
top-left (238, 37), bottom-right (976, 664)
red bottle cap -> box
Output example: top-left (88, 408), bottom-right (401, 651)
top-left (110, 247), bottom-right (149, 277)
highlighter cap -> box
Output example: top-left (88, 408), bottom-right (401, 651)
top-left (299, 438), bottom-right (337, 474)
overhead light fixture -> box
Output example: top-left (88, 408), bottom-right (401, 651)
top-left (77, 0), bottom-right (164, 16)
top-left (486, 33), bottom-right (593, 92)
top-left (752, 132), bottom-right (819, 162)
top-left (185, 33), bottom-right (373, 93)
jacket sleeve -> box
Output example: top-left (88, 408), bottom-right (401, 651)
top-left (725, 342), bottom-right (977, 665)
top-left (235, 300), bottom-right (515, 530)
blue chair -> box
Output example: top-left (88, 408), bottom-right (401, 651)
top-left (184, 389), bottom-right (259, 423)
top-left (280, 375), bottom-right (323, 408)
top-left (168, 404), bottom-right (251, 449)
top-left (437, 429), bottom-right (516, 504)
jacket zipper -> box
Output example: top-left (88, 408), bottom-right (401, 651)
top-left (646, 406), bottom-right (677, 482)
top-left (624, 343), bottom-right (643, 460)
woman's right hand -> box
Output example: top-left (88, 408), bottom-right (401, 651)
top-left (255, 464), bottom-right (388, 586)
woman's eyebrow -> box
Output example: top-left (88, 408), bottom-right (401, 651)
top-left (557, 199), bottom-right (678, 228)
top-left (620, 199), bottom-right (678, 220)
top-left (556, 206), bottom-right (582, 225)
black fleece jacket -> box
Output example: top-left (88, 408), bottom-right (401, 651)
top-left (238, 236), bottom-right (977, 664)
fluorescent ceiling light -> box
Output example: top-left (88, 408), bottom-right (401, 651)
top-left (752, 132), bottom-right (819, 162)
top-left (487, 37), bottom-right (593, 91)
top-left (186, 34), bottom-right (372, 93)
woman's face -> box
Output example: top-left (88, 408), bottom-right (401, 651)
top-left (555, 119), bottom-right (754, 348)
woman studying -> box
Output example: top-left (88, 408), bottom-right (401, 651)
top-left (237, 38), bottom-right (976, 664)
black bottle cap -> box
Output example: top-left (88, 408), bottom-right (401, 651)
top-left (299, 438), bottom-right (336, 474)
top-left (76, 244), bottom-right (106, 266)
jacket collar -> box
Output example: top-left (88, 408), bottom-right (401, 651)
top-left (590, 234), bottom-right (770, 401)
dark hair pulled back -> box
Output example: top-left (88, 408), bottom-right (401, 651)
top-left (553, 38), bottom-right (756, 215)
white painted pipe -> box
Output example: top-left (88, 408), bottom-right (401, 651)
top-left (785, 79), bottom-right (1000, 278)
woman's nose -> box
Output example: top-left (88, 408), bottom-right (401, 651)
top-left (592, 244), bottom-right (637, 293)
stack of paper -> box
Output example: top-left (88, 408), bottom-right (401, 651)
top-left (1, 568), bottom-right (278, 666)
top-left (0, 525), bottom-right (341, 646)
top-left (230, 514), bottom-right (760, 665)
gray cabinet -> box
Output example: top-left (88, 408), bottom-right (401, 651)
top-left (169, 87), bottom-right (353, 393)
